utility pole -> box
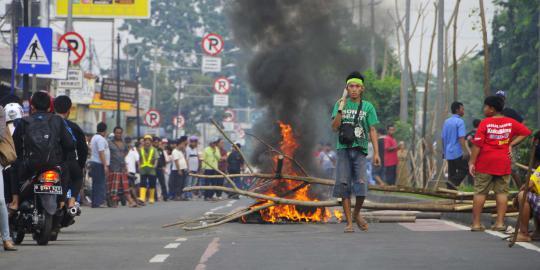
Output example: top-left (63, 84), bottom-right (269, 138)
top-left (152, 50), bottom-right (158, 109)
top-left (116, 33), bottom-right (121, 128)
top-left (110, 19), bottom-right (115, 77)
top-left (436, 0), bottom-right (445, 129)
top-left (10, 0), bottom-right (17, 94)
top-left (88, 38), bottom-right (93, 73)
top-left (125, 39), bottom-right (130, 79)
top-left (399, 0), bottom-right (411, 122)
top-left (136, 64), bottom-right (141, 139)
top-left (40, 0), bottom-right (49, 27)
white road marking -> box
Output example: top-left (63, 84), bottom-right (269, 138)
top-left (176, 237), bottom-right (187, 242)
top-left (441, 220), bottom-right (470, 231)
top-left (485, 230), bottom-right (540, 253)
top-left (149, 254), bottom-right (169, 263)
top-left (204, 211), bottom-right (213, 215)
top-left (164, 243), bottom-right (181, 249)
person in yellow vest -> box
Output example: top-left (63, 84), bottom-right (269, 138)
top-left (139, 135), bottom-right (159, 204)
top-left (514, 165), bottom-right (540, 242)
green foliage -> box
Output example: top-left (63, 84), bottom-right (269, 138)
top-left (490, 0), bottom-right (539, 127)
top-left (362, 70), bottom-right (401, 126)
top-left (457, 57), bottom-right (485, 127)
top-left (393, 120), bottom-right (412, 145)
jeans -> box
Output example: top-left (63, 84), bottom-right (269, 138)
top-left (333, 148), bottom-right (368, 198)
top-left (0, 165), bottom-right (12, 241)
top-left (168, 170), bottom-right (185, 199)
top-left (447, 156), bottom-right (468, 189)
top-left (89, 162), bottom-right (106, 208)
top-left (184, 173), bottom-right (198, 199)
top-left (203, 169), bottom-right (218, 199)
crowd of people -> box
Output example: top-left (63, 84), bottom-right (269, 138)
top-left (0, 91), bottom-right (246, 251)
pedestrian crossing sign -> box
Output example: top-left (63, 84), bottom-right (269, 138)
top-left (17, 27), bottom-right (53, 74)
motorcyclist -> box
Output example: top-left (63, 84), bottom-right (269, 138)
top-left (12, 91), bottom-right (75, 205)
top-left (53, 95), bottom-right (88, 210)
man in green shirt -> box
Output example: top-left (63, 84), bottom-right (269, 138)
top-left (331, 71), bottom-right (381, 233)
top-left (202, 138), bottom-right (222, 201)
top-left (138, 135), bottom-right (159, 204)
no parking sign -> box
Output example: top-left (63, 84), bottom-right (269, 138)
top-left (144, 109), bottom-right (161, 128)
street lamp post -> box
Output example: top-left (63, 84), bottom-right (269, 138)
top-left (116, 33), bottom-right (121, 127)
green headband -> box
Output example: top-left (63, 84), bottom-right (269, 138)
top-left (346, 78), bottom-right (364, 86)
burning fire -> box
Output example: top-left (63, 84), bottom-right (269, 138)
top-left (250, 121), bottom-right (342, 223)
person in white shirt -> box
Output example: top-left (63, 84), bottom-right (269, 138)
top-left (89, 122), bottom-right (110, 208)
top-left (169, 136), bottom-right (188, 200)
top-left (185, 136), bottom-right (201, 199)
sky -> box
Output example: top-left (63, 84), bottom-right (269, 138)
top-left (0, 0), bottom-right (497, 74)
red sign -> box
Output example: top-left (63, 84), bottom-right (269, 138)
top-left (144, 109), bottom-right (161, 128)
top-left (201, 33), bottom-right (224, 56)
top-left (223, 109), bottom-right (235, 122)
top-left (213, 77), bottom-right (231, 94)
top-left (57, 32), bottom-right (86, 64)
top-left (173, 115), bottom-right (185, 128)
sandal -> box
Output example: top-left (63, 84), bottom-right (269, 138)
top-left (514, 234), bottom-right (532, 242)
top-left (344, 225), bottom-right (355, 233)
top-left (471, 225), bottom-right (486, 232)
top-left (356, 214), bottom-right (369, 232)
top-left (490, 225), bottom-right (506, 232)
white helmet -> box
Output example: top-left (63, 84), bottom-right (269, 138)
top-left (4, 103), bottom-right (23, 122)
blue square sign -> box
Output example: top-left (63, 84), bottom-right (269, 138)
top-left (17, 27), bottom-right (53, 74)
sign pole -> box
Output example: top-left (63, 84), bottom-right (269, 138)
top-left (22, 0), bottom-right (30, 100)
top-left (116, 33), bottom-right (121, 128)
top-left (66, 0), bottom-right (73, 32)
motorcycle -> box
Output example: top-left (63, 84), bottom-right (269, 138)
top-left (10, 167), bottom-right (63, 246)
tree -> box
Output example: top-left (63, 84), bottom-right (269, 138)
top-left (490, 0), bottom-right (539, 127)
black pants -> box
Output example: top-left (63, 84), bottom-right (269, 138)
top-left (65, 161), bottom-right (83, 199)
top-left (203, 169), bottom-right (218, 199)
top-left (447, 157), bottom-right (468, 189)
top-left (140, 174), bottom-right (157, 188)
top-left (3, 165), bottom-right (19, 203)
top-left (156, 168), bottom-right (167, 200)
top-left (384, 165), bottom-right (397, 185)
top-left (168, 170), bottom-right (186, 199)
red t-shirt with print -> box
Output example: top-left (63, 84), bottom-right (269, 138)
top-left (472, 116), bottom-right (531, 175)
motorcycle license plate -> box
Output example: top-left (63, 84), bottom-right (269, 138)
top-left (33, 184), bottom-right (62, 195)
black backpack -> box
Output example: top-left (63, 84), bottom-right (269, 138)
top-left (339, 100), bottom-right (363, 146)
top-left (23, 114), bottom-right (61, 166)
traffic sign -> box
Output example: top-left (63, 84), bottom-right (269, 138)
top-left (37, 50), bottom-right (69, 79)
top-left (58, 32), bottom-right (86, 64)
top-left (213, 94), bottom-right (229, 107)
top-left (201, 56), bottom-right (222, 73)
top-left (17, 27), bottom-right (53, 74)
top-left (144, 109), bottom-right (161, 128)
top-left (173, 115), bottom-right (185, 128)
top-left (201, 33), bottom-right (224, 56)
top-left (57, 68), bottom-right (83, 89)
top-left (223, 109), bottom-right (235, 122)
top-left (213, 77), bottom-right (231, 94)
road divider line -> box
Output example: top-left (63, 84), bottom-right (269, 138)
top-left (176, 237), bottom-right (187, 242)
top-left (164, 243), bottom-right (181, 249)
top-left (485, 230), bottom-right (540, 253)
top-left (149, 254), bottom-right (169, 263)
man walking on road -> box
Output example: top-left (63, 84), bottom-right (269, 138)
top-left (442, 102), bottom-right (470, 190)
top-left (384, 124), bottom-right (398, 185)
top-left (139, 135), bottom-right (159, 204)
top-left (108, 127), bottom-right (138, 208)
top-left (469, 96), bottom-right (531, 232)
top-left (153, 137), bottom-right (168, 202)
top-left (331, 71), bottom-right (381, 233)
top-left (89, 122), bottom-right (110, 208)
top-left (169, 136), bottom-right (188, 200)
top-left (185, 136), bottom-right (201, 199)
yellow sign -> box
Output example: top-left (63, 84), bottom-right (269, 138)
top-left (56, 0), bottom-right (151, 19)
top-left (90, 93), bottom-right (132, 111)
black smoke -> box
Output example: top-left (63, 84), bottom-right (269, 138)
top-left (227, 0), bottom-right (368, 173)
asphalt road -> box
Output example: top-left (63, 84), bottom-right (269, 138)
top-left (1, 198), bottom-right (539, 270)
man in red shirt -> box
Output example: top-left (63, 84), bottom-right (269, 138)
top-left (384, 124), bottom-right (398, 185)
top-left (469, 96), bottom-right (531, 232)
